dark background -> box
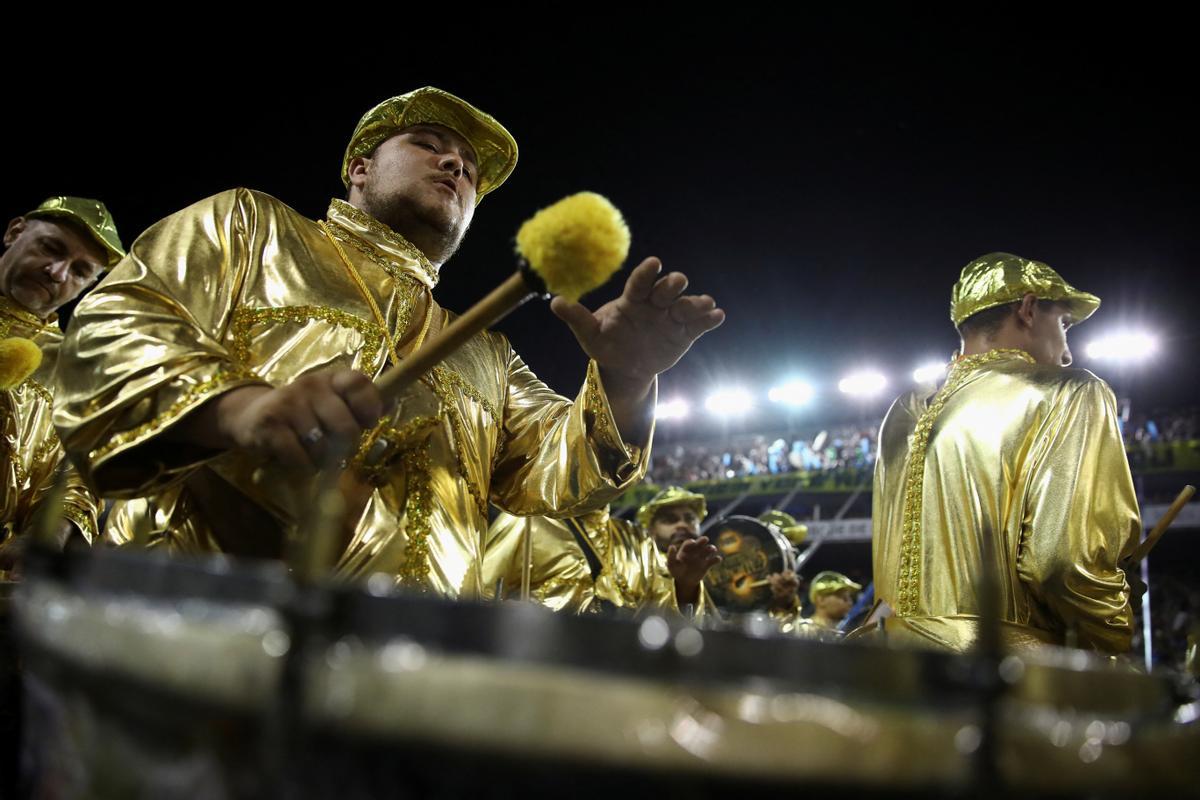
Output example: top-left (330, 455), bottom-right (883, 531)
top-left (6, 17), bottom-right (1196, 434)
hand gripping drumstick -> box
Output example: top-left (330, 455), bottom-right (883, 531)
top-left (298, 194), bottom-right (631, 578)
top-left (375, 194), bottom-right (629, 600)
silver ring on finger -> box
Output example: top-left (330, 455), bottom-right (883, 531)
top-left (302, 427), bottom-right (324, 447)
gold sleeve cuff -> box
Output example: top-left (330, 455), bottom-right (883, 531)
top-left (582, 359), bottom-right (654, 486)
top-left (87, 363), bottom-right (264, 496)
top-left (60, 503), bottom-right (97, 544)
top-left (490, 357), bottom-right (653, 520)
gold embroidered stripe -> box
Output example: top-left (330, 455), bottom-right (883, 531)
top-left (895, 348), bottom-right (1035, 615)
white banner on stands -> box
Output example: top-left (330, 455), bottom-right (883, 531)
top-left (803, 502), bottom-right (1197, 545)
top-left (805, 518), bottom-right (872, 542)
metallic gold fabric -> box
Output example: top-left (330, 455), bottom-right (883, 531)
top-left (55, 189), bottom-right (650, 597)
top-left (27, 196), bottom-right (124, 266)
top-left (484, 508), bottom-right (709, 616)
top-left (871, 615), bottom-right (1058, 652)
top-left (768, 606), bottom-right (842, 639)
top-left (871, 349), bottom-right (1140, 653)
top-left (481, 510), bottom-right (594, 612)
top-left (341, 87), bottom-right (518, 200)
top-left (949, 252), bottom-right (1100, 325)
top-left (0, 298), bottom-right (98, 570)
top-left (635, 485), bottom-right (707, 530)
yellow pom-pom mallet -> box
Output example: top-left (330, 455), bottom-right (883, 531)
top-left (0, 338), bottom-right (43, 390)
top-left (514, 191), bottom-right (631, 303)
top-left (375, 192), bottom-right (629, 401)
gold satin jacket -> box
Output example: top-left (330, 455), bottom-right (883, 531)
top-left (871, 349), bottom-right (1140, 653)
top-left (0, 299), bottom-right (98, 565)
top-left (54, 190), bottom-right (649, 597)
top-left (484, 507), bottom-right (706, 615)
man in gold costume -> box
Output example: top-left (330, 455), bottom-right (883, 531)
top-left (768, 568), bottom-right (861, 640)
top-left (807, 570), bottom-right (861, 630)
top-left (0, 198), bottom-right (123, 576)
top-left (754, 509), bottom-right (859, 639)
top-left (757, 510), bottom-right (809, 633)
top-left (53, 88), bottom-right (725, 597)
top-left (483, 486), bottom-right (719, 615)
top-left (870, 253), bottom-right (1140, 652)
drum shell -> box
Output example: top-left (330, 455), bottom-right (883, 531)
top-left (10, 548), bottom-right (1199, 799)
top-left (703, 515), bottom-right (796, 612)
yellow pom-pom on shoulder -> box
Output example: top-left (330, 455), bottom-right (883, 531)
top-left (515, 192), bottom-right (630, 302)
top-left (0, 338), bottom-right (43, 390)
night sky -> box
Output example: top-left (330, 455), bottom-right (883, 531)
top-left (8, 20), bottom-right (1196, 435)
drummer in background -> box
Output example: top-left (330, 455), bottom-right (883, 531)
top-left (868, 253), bottom-right (1140, 653)
top-left (768, 569), bottom-right (860, 640)
top-left (753, 513), bottom-right (859, 638)
top-left (640, 486), bottom-right (705, 549)
top-left (807, 571), bottom-right (862, 630)
top-left (636, 486), bottom-right (720, 610)
top-left (758, 510), bottom-right (811, 635)
top-left (765, 569), bottom-right (808, 635)
top-left (757, 505), bottom-right (860, 640)
top-left (483, 486), bottom-right (719, 616)
top-left (0, 198), bottom-right (123, 577)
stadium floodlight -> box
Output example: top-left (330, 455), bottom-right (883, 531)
top-left (768, 379), bottom-right (815, 407)
top-left (705, 387), bottom-right (754, 417)
top-left (1085, 332), bottom-right (1158, 364)
top-left (912, 362), bottom-right (948, 384)
top-left (838, 369), bottom-right (888, 398)
top-left (655, 398), bottom-right (690, 421)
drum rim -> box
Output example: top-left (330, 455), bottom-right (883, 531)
top-left (17, 548), bottom-right (1183, 711)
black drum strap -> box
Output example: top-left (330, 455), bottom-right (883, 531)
top-left (566, 518), bottom-right (604, 581)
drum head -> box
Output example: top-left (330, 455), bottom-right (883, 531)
top-left (703, 516), bottom-right (796, 612)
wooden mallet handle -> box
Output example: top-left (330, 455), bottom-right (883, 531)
top-left (1126, 485), bottom-right (1196, 565)
top-left (375, 266), bottom-right (545, 402)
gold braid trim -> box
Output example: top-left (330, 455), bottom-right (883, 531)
top-left (32, 438), bottom-right (59, 467)
top-left (426, 366), bottom-right (499, 520)
top-left (231, 305), bottom-right (387, 372)
top-left (346, 416), bottom-right (441, 587)
top-left (532, 573), bottom-right (592, 605)
top-left (395, 436), bottom-right (434, 586)
top-left (0, 298), bottom-right (54, 333)
top-left (324, 220), bottom-right (439, 290)
top-left (89, 366), bottom-right (262, 462)
top-left (431, 366), bottom-right (499, 420)
top-left (18, 379), bottom-right (54, 405)
top-left (610, 573), bottom-right (642, 607)
top-left (350, 415), bottom-right (439, 484)
top-left (585, 362), bottom-right (614, 447)
top-left (578, 521), bottom-right (641, 607)
top-left (8, 453), bottom-right (26, 488)
top-left (327, 200), bottom-right (439, 288)
top-left (61, 504), bottom-right (96, 540)
top-left (7, 437), bottom-right (64, 488)
top-left (895, 348), bottom-right (1035, 615)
